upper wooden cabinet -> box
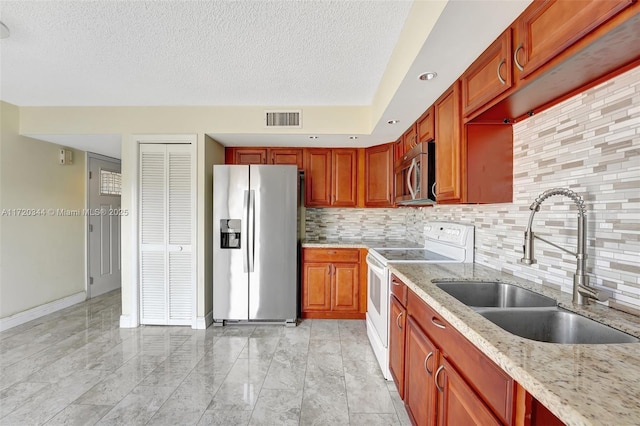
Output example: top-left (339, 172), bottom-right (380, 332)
top-left (226, 147), bottom-right (303, 169)
top-left (305, 148), bottom-right (357, 207)
top-left (402, 123), bottom-right (418, 153)
top-left (461, 29), bottom-right (513, 117)
top-left (364, 143), bottom-right (393, 207)
top-left (514, 0), bottom-right (635, 80)
top-left (417, 106), bottom-right (435, 143)
top-left (227, 148), bottom-right (267, 165)
top-left (434, 81), bottom-right (463, 204)
top-left (270, 148), bottom-right (303, 169)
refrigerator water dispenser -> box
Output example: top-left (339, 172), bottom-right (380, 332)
top-left (220, 219), bottom-right (241, 249)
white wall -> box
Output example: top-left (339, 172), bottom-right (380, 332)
top-left (0, 101), bottom-right (86, 319)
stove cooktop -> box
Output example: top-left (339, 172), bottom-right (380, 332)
top-left (369, 248), bottom-right (456, 262)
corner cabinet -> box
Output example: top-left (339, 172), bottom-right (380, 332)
top-left (434, 81), bottom-right (463, 204)
top-left (305, 149), bottom-right (357, 207)
top-left (301, 248), bottom-right (366, 319)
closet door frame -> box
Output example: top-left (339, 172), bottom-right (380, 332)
top-left (124, 134), bottom-right (197, 329)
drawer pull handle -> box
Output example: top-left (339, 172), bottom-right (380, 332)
top-left (391, 280), bottom-right (401, 286)
top-left (431, 317), bottom-right (446, 329)
top-left (396, 312), bottom-right (403, 329)
top-left (424, 352), bottom-right (434, 376)
top-left (434, 365), bottom-right (445, 392)
top-left (514, 43), bottom-right (524, 72)
top-left (327, 250), bottom-right (337, 254)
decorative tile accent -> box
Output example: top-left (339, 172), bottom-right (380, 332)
top-left (306, 65), bottom-right (640, 311)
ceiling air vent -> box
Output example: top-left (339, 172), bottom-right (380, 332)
top-left (265, 110), bottom-right (302, 128)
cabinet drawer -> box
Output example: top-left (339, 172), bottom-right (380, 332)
top-left (407, 290), bottom-right (514, 425)
top-left (303, 248), bottom-right (360, 263)
top-left (390, 274), bottom-right (408, 306)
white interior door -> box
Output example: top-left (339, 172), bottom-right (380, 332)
top-left (88, 155), bottom-right (122, 298)
top-left (139, 143), bottom-right (194, 325)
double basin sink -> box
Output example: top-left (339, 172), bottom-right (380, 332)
top-left (434, 281), bottom-right (638, 344)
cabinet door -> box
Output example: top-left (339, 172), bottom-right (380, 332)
top-left (417, 106), bottom-right (435, 143)
top-left (364, 143), bottom-right (393, 207)
top-left (514, 0), bottom-right (634, 80)
top-left (461, 29), bottom-right (513, 117)
top-left (405, 317), bottom-right (438, 426)
top-left (437, 358), bottom-right (501, 426)
top-left (332, 149), bottom-right (358, 207)
top-left (304, 149), bottom-right (332, 207)
top-left (331, 262), bottom-right (359, 312)
top-left (389, 295), bottom-right (406, 398)
top-left (234, 148), bottom-right (268, 165)
top-left (270, 148), bottom-right (303, 169)
top-left (302, 262), bottom-right (332, 312)
top-left (403, 124), bottom-right (418, 152)
top-left (434, 81), bottom-right (463, 203)
top-left (394, 138), bottom-right (404, 165)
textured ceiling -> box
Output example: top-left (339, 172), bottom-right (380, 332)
top-left (0, 0), bottom-right (533, 156)
top-left (0, 0), bottom-right (412, 106)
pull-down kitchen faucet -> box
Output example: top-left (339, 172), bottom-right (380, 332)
top-left (521, 188), bottom-right (602, 305)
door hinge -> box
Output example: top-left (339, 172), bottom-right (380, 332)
top-left (89, 171), bottom-right (92, 179)
top-left (89, 277), bottom-right (94, 285)
top-left (89, 224), bottom-right (93, 232)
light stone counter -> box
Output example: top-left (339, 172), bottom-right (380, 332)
top-left (389, 262), bottom-right (640, 426)
top-left (301, 239), bottom-right (421, 249)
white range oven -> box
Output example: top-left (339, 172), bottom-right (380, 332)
top-left (365, 222), bottom-right (475, 380)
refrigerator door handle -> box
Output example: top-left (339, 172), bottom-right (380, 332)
top-left (243, 190), bottom-right (250, 273)
top-left (248, 189), bottom-right (256, 272)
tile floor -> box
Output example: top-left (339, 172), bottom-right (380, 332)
top-left (0, 291), bottom-right (411, 425)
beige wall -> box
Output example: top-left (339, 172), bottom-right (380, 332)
top-left (201, 135), bottom-right (225, 319)
top-left (0, 101), bottom-right (86, 318)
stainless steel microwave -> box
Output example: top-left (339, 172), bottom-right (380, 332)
top-left (394, 141), bottom-right (435, 205)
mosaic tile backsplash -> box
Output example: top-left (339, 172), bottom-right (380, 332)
top-left (306, 65), bottom-right (640, 312)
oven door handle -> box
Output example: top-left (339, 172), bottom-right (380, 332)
top-left (366, 254), bottom-right (386, 276)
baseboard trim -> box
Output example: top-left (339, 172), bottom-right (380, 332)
top-left (0, 291), bottom-right (87, 332)
top-left (119, 315), bottom-right (139, 328)
top-left (195, 311), bottom-right (213, 329)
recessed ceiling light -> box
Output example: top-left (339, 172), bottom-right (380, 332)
top-left (0, 22), bottom-right (10, 40)
top-left (349, 136), bottom-right (358, 140)
top-left (309, 136), bottom-right (318, 139)
top-left (387, 120), bottom-right (399, 125)
top-left (418, 71), bottom-right (437, 81)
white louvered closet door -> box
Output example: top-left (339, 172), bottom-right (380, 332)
top-left (139, 143), bottom-right (194, 325)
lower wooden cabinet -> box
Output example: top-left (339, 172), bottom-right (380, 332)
top-left (391, 274), bottom-right (516, 425)
top-left (301, 248), bottom-right (366, 319)
top-left (405, 315), bottom-right (438, 426)
top-left (389, 294), bottom-right (407, 399)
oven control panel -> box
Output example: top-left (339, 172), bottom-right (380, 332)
top-left (424, 222), bottom-right (474, 247)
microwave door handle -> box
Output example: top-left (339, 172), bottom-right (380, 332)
top-left (407, 159), bottom-right (417, 200)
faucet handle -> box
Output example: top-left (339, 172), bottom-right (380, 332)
top-left (576, 284), bottom-right (609, 304)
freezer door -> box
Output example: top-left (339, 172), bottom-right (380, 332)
top-left (249, 165), bottom-right (297, 321)
top-left (213, 165), bottom-right (250, 321)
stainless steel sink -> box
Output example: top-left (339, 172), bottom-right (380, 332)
top-left (435, 281), bottom-right (557, 308)
top-left (477, 307), bottom-right (639, 344)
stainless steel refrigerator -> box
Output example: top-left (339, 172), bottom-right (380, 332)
top-left (213, 165), bottom-right (298, 325)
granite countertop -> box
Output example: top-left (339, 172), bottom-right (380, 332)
top-left (301, 238), bottom-right (422, 249)
top-left (388, 262), bottom-right (640, 426)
